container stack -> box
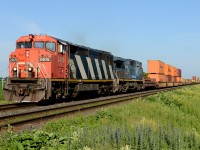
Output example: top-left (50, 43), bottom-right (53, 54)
top-left (176, 69), bottom-right (182, 82)
top-left (165, 64), bottom-right (172, 82)
top-left (171, 66), bottom-right (177, 82)
top-left (148, 60), bottom-right (166, 82)
top-left (148, 60), bottom-right (182, 83)
top-left (192, 76), bottom-right (199, 82)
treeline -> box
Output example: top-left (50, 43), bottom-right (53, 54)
top-left (0, 77), bottom-right (6, 80)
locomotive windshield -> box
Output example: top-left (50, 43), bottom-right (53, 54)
top-left (34, 42), bottom-right (44, 48)
top-left (17, 42), bottom-right (32, 48)
top-left (17, 41), bottom-right (56, 51)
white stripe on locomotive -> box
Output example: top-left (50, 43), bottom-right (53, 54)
top-left (109, 65), bottom-right (114, 79)
top-left (75, 55), bottom-right (88, 79)
top-left (86, 57), bottom-right (96, 79)
top-left (70, 59), bottom-right (77, 78)
top-left (94, 59), bottom-right (103, 79)
top-left (101, 60), bottom-right (108, 79)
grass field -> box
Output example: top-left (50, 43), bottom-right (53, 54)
top-left (1, 85), bottom-right (200, 149)
top-left (0, 80), bottom-right (7, 103)
top-left (0, 80), bottom-right (4, 100)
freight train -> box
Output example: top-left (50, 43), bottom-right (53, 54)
top-left (3, 34), bottom-right (189, 103)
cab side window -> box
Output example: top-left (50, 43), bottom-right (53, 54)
top-left (58, 43), bottom-right (68, 53)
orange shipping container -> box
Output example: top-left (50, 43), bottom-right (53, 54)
top-left (176, 77), bottom-right (182, 82)
top-left (148, 60), bottom-right (165, 74)
top-left (172, 76), bottom-right (177, 82)
top-left (166, 75), bottom-right (172, 82)
top-left (192, 76), bottom-right (197, 81)
top-left (148, 74), bottom-right (167, 82)
top-left (171, 66), bottom-right (177, 77)
top-left (177, 69), bottom-right (181, 77)
top-left (164, 64), bottom-right (172, 76)
top-left (175, 68), bottom-right (179, 77)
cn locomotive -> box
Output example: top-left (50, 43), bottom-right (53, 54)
top-left (3, 34), bottom-right (179, 103)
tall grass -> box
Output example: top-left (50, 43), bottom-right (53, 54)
top-left (1, 85), bottom-right (200, 149)
top-left (0, 80), bottom-right (4, 100)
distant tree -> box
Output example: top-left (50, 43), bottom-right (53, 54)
top-left (143, 72), bottom-right (148, 78)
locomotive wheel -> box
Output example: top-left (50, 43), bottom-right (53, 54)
top-left (122, 84), bottom-right (129, 93)
top-left (98, 85), bottom-right (109, 96)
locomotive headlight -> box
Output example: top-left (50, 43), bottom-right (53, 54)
top-left (13, 67), bottom-right (17, 72)
top-left (28, 67), bottom-right (33, 72)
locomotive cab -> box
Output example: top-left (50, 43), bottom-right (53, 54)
top-left (4, 34), bottom-right (68, 102)
top-left (11, 34), bottom-right (61, 79)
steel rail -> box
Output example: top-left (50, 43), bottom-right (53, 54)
top-left (0, 103), bottom-right (36, 111)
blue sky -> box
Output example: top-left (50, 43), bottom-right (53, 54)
top-left (0, 0), bottom-right (200, 78)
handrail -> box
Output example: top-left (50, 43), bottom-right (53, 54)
top-left (37, 63), bottom-right (49, 90)
top-left (41, 64), bottom-right (50, 79)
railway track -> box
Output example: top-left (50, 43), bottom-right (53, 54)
top-left (0, 102), bottom-right (37, 112)
top-left (0, 103), bottom-right (19, 109)
top-left (0, 86), bottom-right (185, 130)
